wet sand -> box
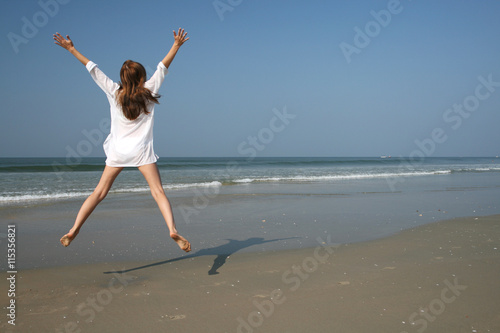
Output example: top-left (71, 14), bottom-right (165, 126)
top-left (2, 214), bottom-right (499, 333)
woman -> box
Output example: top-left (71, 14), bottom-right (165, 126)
top-left (53, 29), bottom-right (191, 252)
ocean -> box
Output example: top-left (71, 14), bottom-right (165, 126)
top-left (1, 156), bottom-right (499, 206)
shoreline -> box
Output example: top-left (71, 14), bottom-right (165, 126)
top-left (1, 176), bottom-right (500, 271)
top-left (1, 214), bottom-right (499, 332)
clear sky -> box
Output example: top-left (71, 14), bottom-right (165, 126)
top-left (1, 0), bottom-right (499, 157)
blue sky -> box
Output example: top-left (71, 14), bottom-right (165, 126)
top-left (1, 0), bottom-right (499, 157)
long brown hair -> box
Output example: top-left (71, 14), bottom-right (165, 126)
top-left (117, 60), bottom-right (160, 120)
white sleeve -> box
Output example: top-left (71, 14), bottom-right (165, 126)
top-left (86, 61), bottom-right (119, 97)
top-left (144, 62), bottom-right (168, 95)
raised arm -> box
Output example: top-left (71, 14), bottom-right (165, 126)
top-left (161, 28), bottom-right (189, 69)
top-left (53, 33), bottom-right (90, 66)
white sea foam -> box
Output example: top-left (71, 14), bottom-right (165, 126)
top-left (0, 191), bottom-right (93, 204)
top-left (231, 170), bottom-right (452, 183)
top-left (0, 181), bottom-right (222, 205)
top-left (473, 167), bottom-right (500, 171)
top-left (233, 178), bottom-right (255, 183)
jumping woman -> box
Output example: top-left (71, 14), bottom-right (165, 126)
top-left (54, 28), bottom-right (191, 252)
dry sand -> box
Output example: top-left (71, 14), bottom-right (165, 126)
top-left (2, 214), bottom-right (499, 333)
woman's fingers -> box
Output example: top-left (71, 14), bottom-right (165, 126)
top-left (53, 33), bottom-right (63, 45)
top-left (53, 32), bottom-right (65, 43)
top-left (53, 32), bottom-right (73, 49)
top-left (173, 28), bottom-right (188, 44)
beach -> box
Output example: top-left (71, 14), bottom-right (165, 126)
top-left (1, 157), bottom-right (500, 332)
top-left (1, 213), bottom-right (499, 332)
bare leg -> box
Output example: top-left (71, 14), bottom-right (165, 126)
top-left (60, 166), bottom-right (123, 247)
top-left (138, 163), bottom-right (191, 252)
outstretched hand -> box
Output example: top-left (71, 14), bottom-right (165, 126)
top-left (161, 28), bottom-right (189, 68)
top-left (53, 32), bottom-right (89, 66)
top-left (53, 32), bottom-right (74, 50)
top-left (173, 28), bottom-right (189, 47)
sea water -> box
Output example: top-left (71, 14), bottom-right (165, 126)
top-left (1, 156), bottom-right (499, 206)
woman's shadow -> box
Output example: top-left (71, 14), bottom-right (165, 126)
top-left (104, 236), bottom-right (298, 276)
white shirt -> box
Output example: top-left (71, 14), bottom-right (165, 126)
top-left (86, 61), bottom-right (168, 167)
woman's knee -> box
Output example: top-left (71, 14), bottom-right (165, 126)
top-left (93, 187), bottom-right (109, 202)
top-left (150, 185), bottom-right (166, 200)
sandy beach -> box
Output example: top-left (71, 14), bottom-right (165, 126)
top-left (2, 213), bottom-right (499, 333)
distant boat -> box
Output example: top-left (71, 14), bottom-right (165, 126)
top-left (380, 156), bottom-right (391, 159)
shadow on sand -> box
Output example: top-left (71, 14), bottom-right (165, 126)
top-left (103, 237), bottom-right (298, 276)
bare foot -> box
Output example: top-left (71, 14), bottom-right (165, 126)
top-left (171, 233), bottom-right (191, 252)
top-left (60, 231), bottom-right (78, 247)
